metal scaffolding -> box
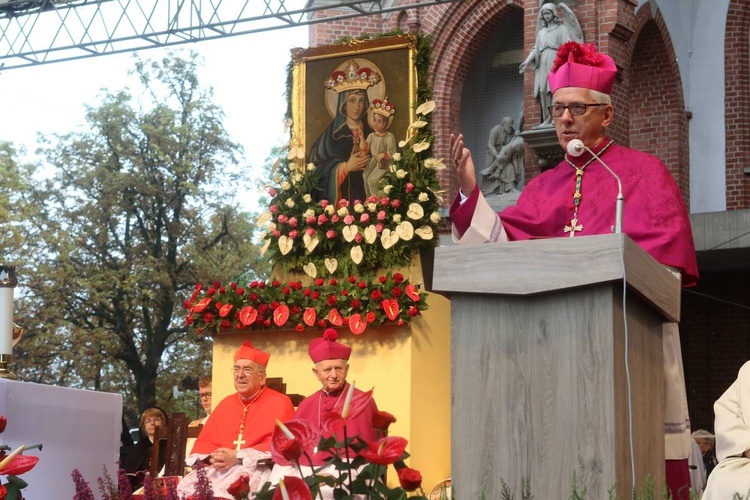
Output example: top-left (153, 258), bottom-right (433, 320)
top-left (0, 0), bottom-right (459, 71)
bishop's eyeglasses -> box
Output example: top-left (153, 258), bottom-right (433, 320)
top-left (548, 103), bottom-right (606, 117)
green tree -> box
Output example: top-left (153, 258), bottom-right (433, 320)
top-left (4, 52), bottom-right (268, 416)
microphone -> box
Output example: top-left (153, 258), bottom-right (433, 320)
top-left (566, 139), bottom-right (623, 234)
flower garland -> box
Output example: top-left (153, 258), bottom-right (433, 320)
top-left (259, 99), bottom-right (444, 279)
top-left (184, 272), bottom-right (427, 335)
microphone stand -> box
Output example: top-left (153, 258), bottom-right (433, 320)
top-left (568, 140), bottom-right (623, 234)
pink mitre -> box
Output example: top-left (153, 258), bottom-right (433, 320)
top-left (308, 328), bottom-right (352, 363)
top-left (548, 42), bottom-right (618, 94)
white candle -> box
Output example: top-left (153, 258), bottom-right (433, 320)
top-left (0, 287), bottom-right (13, 356)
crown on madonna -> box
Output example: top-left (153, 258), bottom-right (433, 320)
top-left (370, 96), bottom-right (396, 118)
top-left (324, 60), bottom-right (382, 93)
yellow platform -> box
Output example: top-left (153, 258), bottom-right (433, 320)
top-left (211, 288), bottom-right (451, 490)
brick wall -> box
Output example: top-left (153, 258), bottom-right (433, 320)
top-left (629, 21), bottom-right (688, 200)
top-left (725, 0), bottom-right (750, 209)
top-left (681, 268), bottom-right (750, 432)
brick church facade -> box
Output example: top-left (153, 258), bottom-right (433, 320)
top-left (305, 0), bottom-right (750, 434)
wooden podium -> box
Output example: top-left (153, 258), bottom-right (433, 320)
top-left (433, 234), bottom-right (680, 499)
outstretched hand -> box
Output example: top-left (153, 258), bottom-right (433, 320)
top-left (450, 133), bottom-right (477, 197)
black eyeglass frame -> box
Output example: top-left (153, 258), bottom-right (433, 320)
top-left (548, 103), bottom-right (607, 117)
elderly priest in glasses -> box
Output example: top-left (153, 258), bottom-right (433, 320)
top-left (177, 340), bottom-right (294, 498)
top-left (449, 42), bottom-right (698, 499)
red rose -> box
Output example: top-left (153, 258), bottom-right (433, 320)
top-left (315, 278), bottom-right (324, 286)
top-left (371, 290), bottom-right (382, 300)
top-left (220, 320), bottom-right (231, 329)
top-left (273, 280), bottom-right (281, 287)
top-left (230, 282), bottom-right (238, 290)
top-left (295, 324), bottom-right (304, 332)
top-left (203, 313), bottom-right (214, 324)
top-left (358, 281), bottom-right (367, 289)
top-left (303, 289), bottom-right (311, 297)
top-left (366, 311), bottom-right (376, 323)
top-left (312, 291), bottom-right (320, 300)
top-left (227, 474), bottom-right (251, 498)
top-left (327, 295), bottom-right (338, 306)
top-left (408, 306), bottom-right (420, 317)
top-left (236, 288), bottom-right (245, 295)
top-left (348, 276), bottom-right (357, 284)
top-left (372, 410), bottom-right (397, 432)
top-left (379, 276), bottom-right (387, 284)
top-left (185, 315), bottom-right (195, 325)
top-left (249, 292), bottom-right (259, 301)
top-left (329, 279), bottom-right (337, 286)
top-left (283, 286), bottom-right (291, 294)
top-left (391, 286), bottom-right (402, 298)
top-left (340, 290), bottom-right (348, 297)
top-left (350, 299), bottom-right (361, 310)
top-left (393, 273), bottom-right (404, 284)
top-left (397, 467), bottom-right (423, 491)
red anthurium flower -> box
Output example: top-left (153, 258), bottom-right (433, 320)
top-left (270, 419), bottom-right (319, 466)
top-left (381, 299), bottom-right (400, 321)
top-left (0, 454), bottom-right (39, 475)
top-left (272, 476), bottom-right (312, 500)
top-left (321, 388), bottom-right (374, 434)
top-left (303, 307), bottom-right (316, 326)
top-left (359, 436), bottom-right (408, 465)
top-left (349, 314), bottom-right (366, 335)
top-left (328, 308), bottom-right (343, 326)
top-left (226, 474), bottom-right (251, 498)
top-left (405, 284), bottom-right (420, 302)
top-left (273, 305), bottom-right (290, 326)
top-left (190, 297), bottom-right (212, 313)
top-left (0, 484), bottom-right (6, 499)
top-left (397, 466), bottom-right (423, 491)
top-left (238, 306), bottom-right (258, 326)
top-left (218, 303), bottom-right (233, 318)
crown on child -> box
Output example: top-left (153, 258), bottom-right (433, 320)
top-left (370, 96), bottom-right (396, 118)
top-left (324, 60), bottom-right (382, 93)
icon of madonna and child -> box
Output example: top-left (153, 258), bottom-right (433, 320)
top-left (307, 58), bottom-right (399, 204)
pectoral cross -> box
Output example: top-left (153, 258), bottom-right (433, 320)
top-left (564, 217), bottom-right (583, 237)
top-left (233, 432), bottom-right (246, 451)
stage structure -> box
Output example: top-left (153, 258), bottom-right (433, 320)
top-left (0, 0), bottom-right (460, 70)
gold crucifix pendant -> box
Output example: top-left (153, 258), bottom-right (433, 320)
top-left (564, 217), bottom-right (583, 237)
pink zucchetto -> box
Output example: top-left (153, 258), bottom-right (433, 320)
top-left (234, 340), bottom-right (271, 367)
top-left (547, 42), bottom-right (618, 95)
top-left (308, 328), bottom-right (352, 363)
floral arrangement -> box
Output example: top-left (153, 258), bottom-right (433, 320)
top-left (259, 100), bottom-right (445, 279)
top-left (184, 272), bottom-right (427, 335)
top-left (0, 415), bottom-right (41, 499)
top-left (234, 387), bottom-right (428, 500)
top-left (72, 466), bottom-right (180, 500)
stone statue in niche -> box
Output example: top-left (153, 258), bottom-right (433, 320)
top-left (519, 3), bottom-right (583, 126)
top-left (480, 116), bottom-right (525, 196)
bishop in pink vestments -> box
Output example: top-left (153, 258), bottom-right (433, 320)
top-left (450, 42), bottom-right (698, 499)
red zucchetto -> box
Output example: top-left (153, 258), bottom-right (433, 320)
top-left (308, 328), bottom-right (352, 363)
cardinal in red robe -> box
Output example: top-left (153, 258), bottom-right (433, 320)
top-left (449, 42), bottom-right (698, 499)
top-left (177, 340), bottom-right (294, 499)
